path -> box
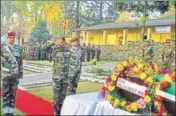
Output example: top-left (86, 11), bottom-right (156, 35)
top-left (20, 62), bottom-right (115, 85)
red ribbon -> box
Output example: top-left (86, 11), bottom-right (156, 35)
top-left (158, 104), bottom-right (166, 116)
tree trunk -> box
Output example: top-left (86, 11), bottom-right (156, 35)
top-left (76, 1), bottom-right (80, 37)
top-left (99, 1), bottom-right (103, 23)
top-left (142, 1), bottom-right (147, 41)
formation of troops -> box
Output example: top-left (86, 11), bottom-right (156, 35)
top-left (23, 41), bottom-right (101, 62)
top-left (1, 31), bottom-right (175, 116)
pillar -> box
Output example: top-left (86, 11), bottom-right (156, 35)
top-left (122, 29), bottom-right (127, 46)
top-left (103, 30), bottom-right (107, 45)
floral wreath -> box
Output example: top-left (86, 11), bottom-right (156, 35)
top-left (101, 58), bottom-right (161, 114)
top-left (153, 71), bottom-right (175, 115)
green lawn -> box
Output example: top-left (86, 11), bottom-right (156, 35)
top-left (0, 82), bottom-right (103, 115)
top-left (28, 81), bottom-right (103, 102)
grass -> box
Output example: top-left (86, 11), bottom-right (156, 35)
top-left (24, 60), bottom-right (114, 68)
top-left (28, 81), bottom-right (103, 102)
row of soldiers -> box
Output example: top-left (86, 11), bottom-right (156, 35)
top-left (80, 43), bottom-right (101, 62)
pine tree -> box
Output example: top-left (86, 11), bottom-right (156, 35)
top-left (29, 20), bottom-right (52, 44)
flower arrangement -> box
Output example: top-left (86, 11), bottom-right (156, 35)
top-left (101, 58), bottom-right (159, 114)
top-left (154, 72), bottom-right (175, 115)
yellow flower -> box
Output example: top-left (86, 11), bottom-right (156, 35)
top-left (123, 61), bottom-right (128, 67)
top-left (133, 67), bottom-right (140, 73)
top-left (144, 96), bottom-right (151, 103)
top-left (155, 84), bottom-right (161, 91)
top-left (154, 101), bottom-right (159, 106)
top-left (137, 63), bottom-right (144, 69)
top-left (111, 74), bottom-right (117, 81)
top-left (106, 94), bottom-right (113, 102)
top-left (126, 105), bottom-right (132, 112)
top-left (108, 85), bottom-right (115, 91)
top-left (145, 77), bottom-right (153, 84)
top-left (120, 101), bottom-right (126, 107)
top-left (113, 99), bottom-right (120, 107)
top-left (131, 102), bottom-right (138, 111)
top-left (116, 64), bottom-right (124, 71)
top-left (140, 73), bottom-right (147, 80)
top-left (163, 74), bottom-right (172, 83)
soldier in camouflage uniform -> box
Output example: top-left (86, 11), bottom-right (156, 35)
top-left (96, 45), bottom-right (101, 61)
top-left (81, 43), bottom-right (86, 62)
top-left (91, 44), bottom-right (96, 59)
top-left (66, 37), bottom-right (82, 96)
top-left (1, 32), bottom-right (23, 116)
top-left (144, 41), bottom-right (154, 64)
top-left (52, 37), bottom-right (70, 115)
top-left (86, 43), bottom-right (91, 61)
top-left (162, 40), bottom-right (175, 70)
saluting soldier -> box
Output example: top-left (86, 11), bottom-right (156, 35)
top-left (52, 37), bottom-right (70, 115)
top-left (1, 32), bottom-right (23, 116)
top-left (66, 37), bottom-right (82, 96)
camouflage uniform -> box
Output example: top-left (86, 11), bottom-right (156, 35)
top-left (1, 36), bottom-right (23, 114)
top-left (91, 46), bottom-right (95, 59)
top-left (145, 43), bottom-right (154, 64)
top-left (163, 45), bottom-right (175, 70)
top-left (96, 46), bottom-right (101, 61)
top-left (86, 46), bottom-right (91, 61)
top-left (81, 45), bottom-right (86, 62)
top-left (66, 46), bottom-right (82, 96)
top-left (52, 44), bottom-right (70, 115)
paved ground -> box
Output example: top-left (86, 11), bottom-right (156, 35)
top-left (19, 62), bottom-right (115, 85)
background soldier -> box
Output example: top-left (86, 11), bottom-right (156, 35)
top-left (144, 41), bottom-right (154, 64)
top-left (66, 37), bottom-right (82, 96)
top-left (162, 40), bottom-right (175, 70)
top-left (91, 44), bottom-right (96, 59)
top-left (1, 32), bottom-right (23, 116)
top-left (96, 45), bottom-right (101, 61)
top-left (52, 37), bottom-right (70, 115)
top-left (86, 43), bottom-right (91, 61)
top-left (81, 43), bottom-right (86, 62)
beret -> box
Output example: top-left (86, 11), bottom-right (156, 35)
top-left (8, 32), bottom-right (16, 36)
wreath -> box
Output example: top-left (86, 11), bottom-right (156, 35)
top-left (101, 58), bottom-right (159, 113)
top-left (154, 72), bottom-right (175, 115)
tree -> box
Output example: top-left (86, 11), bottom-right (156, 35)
top-left (28, 21), bottom-right (52, 44)
top-left (116, 11), bottom-right (132, 23)
top-left (159, 2), bottom-right (175, 19)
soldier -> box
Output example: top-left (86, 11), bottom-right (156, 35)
top-left (86, 43), bottom-right (91, 61)
top-left (1, 32), bottom-right (23, 116)
top-left (162, 40), bottom-right (175, 70)
top-left (96, 45), bottom-right (101, 61)
top-left (80, 43), bottom-right (86, 62)
top-left (52, 37), bottom-right (70, 116)
top-left (66, 37), bottom-right (82, 96)
top-left (144, 41), bottom-right (154, 64)
top-left (91, 44), bottom-right (96, 59)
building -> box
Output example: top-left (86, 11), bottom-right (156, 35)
top-left (73, 18), bottom-right (175, 45)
